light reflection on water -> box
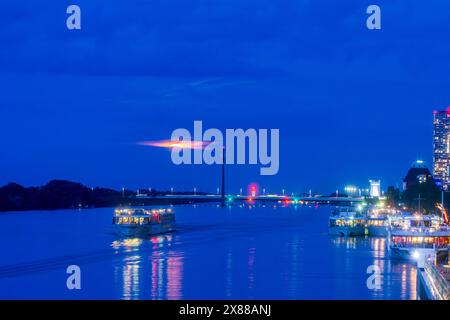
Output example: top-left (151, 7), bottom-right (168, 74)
top-left (328, 236), bottom-right (416, 300)
top-left (108, 206), bottom-right (418, 300)
top-left (109, 206), bottom-right (417, 300)
top-left (111, 235), bottom-right (184, 300)
top-left (0, 205), bottom-right (418, 299)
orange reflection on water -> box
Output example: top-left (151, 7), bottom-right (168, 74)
top-left (398, 264), bottom-right (417, 300)
top-left (111, 238), bottom-right (143, 250)
top-left (331, 236), bottom-right (357, 249)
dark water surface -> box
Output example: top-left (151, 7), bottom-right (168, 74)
top-left (0, 204), bottom-right (417, 299)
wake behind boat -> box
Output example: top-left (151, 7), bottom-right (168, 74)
top-left (113, 207), bottom-right (176, 237)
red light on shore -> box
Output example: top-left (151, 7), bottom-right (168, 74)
top-left (246, 197), bottom-right (255, 205)
top-left (247, 183), bottom-right (259, 198)
top-left (434, 110), bottom-right (438, 115)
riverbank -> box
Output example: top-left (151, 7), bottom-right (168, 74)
top-left (0, 180), bottom-right (216, 212)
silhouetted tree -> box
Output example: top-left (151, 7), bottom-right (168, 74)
top-left (386, 186), bottom-right (400, 207)
top-left (402, 180), bottom-right (440, 213)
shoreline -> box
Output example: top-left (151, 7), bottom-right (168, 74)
top-left (0, 197), bottom-right (221, 213)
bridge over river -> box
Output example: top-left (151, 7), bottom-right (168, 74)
top-left (132, 194), bottom-right (365, 206)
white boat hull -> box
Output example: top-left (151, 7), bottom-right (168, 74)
top-left (367, 226), bottom-right (387, 237)
top-left (329, 226), bottom-right (365, 237)
top-left (388, 246), bottom-right (439, 268)
top-left (389, 246), bottom-right (415, 260)
top-left (116, 222), bottom-right (175, 237)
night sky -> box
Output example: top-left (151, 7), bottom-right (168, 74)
top-left (1, 1), bottom-right (450, 194)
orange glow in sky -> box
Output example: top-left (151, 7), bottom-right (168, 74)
top-left (137, 140), bottom-right (209, 150)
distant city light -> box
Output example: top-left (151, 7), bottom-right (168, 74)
top-left (376, 201), bottom-right (385, 208)
top-left (247, 183), bottom-right (259, 198)
top-left (344, 186), bottom-right (357, 194)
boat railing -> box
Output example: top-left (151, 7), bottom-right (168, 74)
top-left (330, 212), bottom-right (365, 218)
top-left (392, 242), bottom-right (449, 249)
top-left (424, 262), bottom-right (450, 300)
top-left (390, 226), bottom-right (450, 233)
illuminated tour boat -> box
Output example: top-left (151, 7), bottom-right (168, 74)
top-left (387, 214), bottom-right (450, 265)
top-left (366, 208), bottom-right (400, 237)
top-left (328, 207), bottom-right (366, 237)
top-left (113, 207), bottom-right (175, 236)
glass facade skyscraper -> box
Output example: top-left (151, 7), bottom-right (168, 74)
top-left (433, 109), bottom-right (450, 190)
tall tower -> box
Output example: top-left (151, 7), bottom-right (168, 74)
top-left (433, 109), bottom-right (450, 190)
top-left (369, 180), bottom-right (381, 198)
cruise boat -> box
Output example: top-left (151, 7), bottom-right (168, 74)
top-left (329, 207), bottom-right (366, 237)
top-left (387, 214), bottom-right (450, 264)
top-left (366, 208), bottom-right (400, 237)
top-left (113, 207), bottom-right (175, 237)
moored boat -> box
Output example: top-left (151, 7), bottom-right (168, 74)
top-left (329, 207), bottom-right (366, 237)
top-left (367, 216), bottom-right (388, 237)
top-left (387, 214), bottom-right (450, 266)
top-left (366, 208), bottom-right (400, 237)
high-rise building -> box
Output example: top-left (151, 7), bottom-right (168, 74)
top-left (433, 109), bottom-right (450, 190)
top-left (403, 160), bottom-right (433, 191)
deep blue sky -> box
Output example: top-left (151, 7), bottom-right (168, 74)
top-left (1, 0), bottom-right (450, 194)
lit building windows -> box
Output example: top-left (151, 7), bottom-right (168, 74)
top-left (433, 110), bottom-right (450, 190)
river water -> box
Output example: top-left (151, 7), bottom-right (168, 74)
top-left (0, 204), bottom-right (417, 299)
